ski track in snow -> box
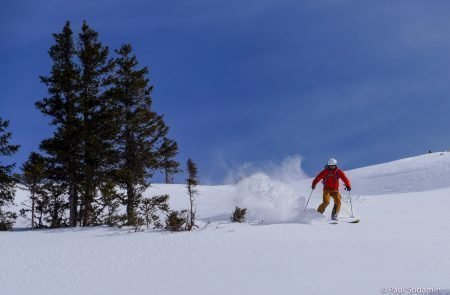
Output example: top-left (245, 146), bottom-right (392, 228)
top-left (2, 152), bottom-right (450, 295)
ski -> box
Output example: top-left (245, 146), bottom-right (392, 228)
top-left (329, 218), bottom-right (360, 224)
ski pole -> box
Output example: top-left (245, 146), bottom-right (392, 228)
top-left (349, 190), bottom-right (355, 218)
top-left (304, 189), bottom-right (314, 212)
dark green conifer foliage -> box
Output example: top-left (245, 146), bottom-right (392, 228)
top-left (160, 138), bottom-right (181, 184)
top-left (165, 210), bottom-right (187, 232)
top-left (92, 181), bottom-right (120, 226)
top-left (110, 44), bottom-right (170, 226)
top-left (37, 22), bottom-right (179, 228)
top-left (231, 206), bottom-right (247, 223)
top-left (20, 156), bottom-right (68, 228)
top-left (0, 118), bottom-right (20, 230)
top-left (36, 21), bottom-right (82, 227)
top-left (41, 160), bottom-right (68, 228)
top-left (138, 194), bottom-right (170, 229)
top-left (77, 21), bottom-right (115, 226)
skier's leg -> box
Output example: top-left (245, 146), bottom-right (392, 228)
top-left (317, 190), bottom-right (331, 214)
top-left (331, 191), bottom-right (341, 216)
top-left (332, 192), bottom-right (338, 215)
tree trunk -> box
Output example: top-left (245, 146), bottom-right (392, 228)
top-left (82, 182), bottom-right (94, 226)
top-left (31, 191), bottom-right (35, 230)
top-left (165, 169), bottom-right (170, 184)
top-left (68, 183), bottom-right (77, 227)
top-left (126, 182), bottom-right (135, 225)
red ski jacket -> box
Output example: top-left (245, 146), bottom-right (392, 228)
top-left (312, 168), bottom-right (351, 191)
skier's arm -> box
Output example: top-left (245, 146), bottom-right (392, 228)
top-left (339, 170), bottom-right (351, 189)
top-left (312, 170), bottom-right (327, 188)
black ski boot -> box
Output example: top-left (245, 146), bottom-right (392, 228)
top-left (331, 205), bottom-right (339, 220)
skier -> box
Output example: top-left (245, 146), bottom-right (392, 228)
top-left (311, 158), bottom-right (351, 221)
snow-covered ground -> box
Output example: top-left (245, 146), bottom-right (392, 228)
top-left (1, 152), bottom-right (450, 295)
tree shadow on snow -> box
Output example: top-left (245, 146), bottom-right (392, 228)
top-left (199, 209), bottom-right (328, 228)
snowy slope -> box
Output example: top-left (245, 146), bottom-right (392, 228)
top-left (288, 151), bottom-right (450, 197)
top-left (348, 151), bottom-right (450, 195)
top-left (2, 153), bottom-right (450, 295)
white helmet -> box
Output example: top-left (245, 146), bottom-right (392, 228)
top-left (327, 158), bottom-right (338, 166)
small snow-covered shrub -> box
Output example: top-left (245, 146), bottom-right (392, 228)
top-left (231, 206), bottom-right (247, 223)
top-left (138, 195), bottom-right (170, 229)
top-left (165, 210), bottom-right (187, 232)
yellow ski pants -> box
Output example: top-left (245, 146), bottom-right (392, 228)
top-left (317, 189), bottom-right (341, 215)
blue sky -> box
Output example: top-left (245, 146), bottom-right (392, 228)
top-left (1, 1), bottom-right (450, 184)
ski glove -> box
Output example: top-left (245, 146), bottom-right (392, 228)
top-left (311, 184), bottom-right (316, 190)
top-left (345, 186), bottom-right (351, 191)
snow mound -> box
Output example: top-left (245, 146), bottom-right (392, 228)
top-left (348, 152), bottom-right (450, 195)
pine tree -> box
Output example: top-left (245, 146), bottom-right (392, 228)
top-left (20, 152), bottom-right (46, 229)
top-left (37, 21), bottom-right (81, 227)
top-left (159, 137), bottom-right (181, 184)
top-left (185, 158), bottom-right (198, 231)
top-left (37, 21), bottom-right (179, 228)
top-left (110, 44), bottom-right (170, 226)
top-left (38, 21), bottom-right (115, 227)
top-left (0, 118), bottom-right (20, 230)
top-left (76, 21), bottom-right (115, 226)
